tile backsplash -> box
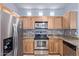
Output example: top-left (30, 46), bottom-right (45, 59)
top-left (23, 29), bottom-right (77, 37)
top-left (64, 29), bottom-right (76, 36)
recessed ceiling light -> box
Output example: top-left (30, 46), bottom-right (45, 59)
top-left (27, 11), bottom-right (32, 16)
top-left (38, 11), bottom-right (43, 16)
top-left (50, 11), bottom-right (54, 16)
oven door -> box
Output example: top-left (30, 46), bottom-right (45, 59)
top-left (34, 40), bottom-right (48, 49)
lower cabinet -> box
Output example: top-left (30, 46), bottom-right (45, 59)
top-left (63, 41), bottom-right (76, 56)
top-left (48, 38), bottom-right (63, 55)
top-left (23, 38), bottom-right (76, 56)
top-left (23, 39), bottom-right (34, 54)
top-left (76, 48), bottom-right (79, 56)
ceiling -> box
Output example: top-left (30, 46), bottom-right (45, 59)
top-left (14, 3), bottom-right (67, 9)
top-left (4, 3), bottom-right (78, 16)
top-left (13, 3), bottom-right (68, 16)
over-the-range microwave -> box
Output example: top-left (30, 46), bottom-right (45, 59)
top-left (35, 21), bottom-right (48, 29)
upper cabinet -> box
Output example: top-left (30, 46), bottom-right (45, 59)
top-left (35, 16), bottom-right (48, 21)
top-left (63, 11), bottom-right (77, 29)
top-left (47, 16), bottom-right (54, 29)
top-left (63, 12), bottom-right (70, 29)
top-left (21, 16), bottom-right (63, 29)
top-left (54, 16), bottom-right (63, 29)
top-left (22, 17), bottom-right (34, 29)
top-left (21, 12), bottom-right (77, 30)
top-left (21, 16), bottom-right (48, 29)
top-left (70, 11), bottom-right (77, 29)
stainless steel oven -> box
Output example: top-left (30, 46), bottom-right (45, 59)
top-left (34, 21), bottom-right (48, 55)
top-left (34, 40), bottom-right (48, 50)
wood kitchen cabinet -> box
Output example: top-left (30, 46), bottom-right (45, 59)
top-left (23, 39), bottom-right (34, 54)
top-left (47, 16), bottom-right (54, 29)
top-left (70, 11), bottom-right (77, 29)
top-left (22, 16), bottom-right (48, 29)
top-left (35, 16), bottom-right (48, 21)
top-left (63, 12), bottom-right (70, 29)
top-left (54, 16), bottom-right (63, 29)
top-left (22, 17), bottom-right (34, 29)
top-left (76, 48), bottom-right (79, 56)
top-left (48, 38), bottom-right (63, 55)
top-left (63, 11), bottom-right (77, 29)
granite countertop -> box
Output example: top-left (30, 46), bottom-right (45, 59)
top-left (23, 34), bottom-right (79, 48)
top-left (62, 37), bottom-right (79, 48)
top-left (49, 35), bottom-right (79, 48)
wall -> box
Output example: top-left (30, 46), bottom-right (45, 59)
top-left (77, 5), bottom-right (79, 37)
top-left (3, 3), bottom-right (65, 16)
top-left (19, 8), bottom-right (65, 16)
top-left (3, 3), bottom-right (20, 15)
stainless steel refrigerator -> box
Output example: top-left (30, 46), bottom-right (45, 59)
top-left (0, 9), bottom-right (23, 56)
top-left (12, 18), bottom-right (23, 56)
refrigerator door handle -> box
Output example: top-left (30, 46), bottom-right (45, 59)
top-left (13, 24), bottom-right (18, 56)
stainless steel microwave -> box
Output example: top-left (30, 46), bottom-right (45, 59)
top-left (35, 21), bottom-right (48, 29)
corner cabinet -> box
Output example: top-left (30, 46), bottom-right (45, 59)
top-left (48, 38), bottom-right (63, 55)
top-left (23, 39), bottom-right (34, 55)
top-left (63, 12), bottom-right (70, 29)
top-left (70, 11), bottom-right (77, 29)
top-left (63, 11), bottom-right (77, 29)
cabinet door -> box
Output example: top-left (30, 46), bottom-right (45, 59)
top-left (49, 38), bottom-right (63, 55)
top-left (63, 12), bottom-right (70, 29)
top-left (76, 48), bottom-right (79, 56)
top-left (70, 11), bottom-right (77, 29)
top-left (59, 39), bottom-right (63, 56)
top-left (23, 17), bottom-right (33, 29)
top-left (54, 16), bottom-right (62, 29)
top-left (53, 39), bottom-right (59, 54)
top-left (48, 16), bottom-right (54, 29)
top-left (49, 39), bottom-right (59, 54)
top-left (23, 39), bottom-right (34, 54)
top-left (34, 16), bottom-right (48, 22)
top-left (48, 39), bottom-right (54, 54)
top-left (31, 16), bottom-right (36, 29)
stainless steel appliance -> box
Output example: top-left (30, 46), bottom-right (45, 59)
top-left (34, 35), bottom-right (48, 50)
top-left (0, 8), bottom-right (23, 56)
top-left (35, 40), bottom-right (48, 49)
top-left (3, 37), bottom-right (13, 56)
top-left (34, 21), bottom-right (48, 55)
top-left (34, 34), bottom-right (49, 55)
top-left (13, 18), bottom-right (23, 56)
top-left (0, 11), bottom-right (14, 56)
top-left (35, 21), bottom-right (48, 29)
